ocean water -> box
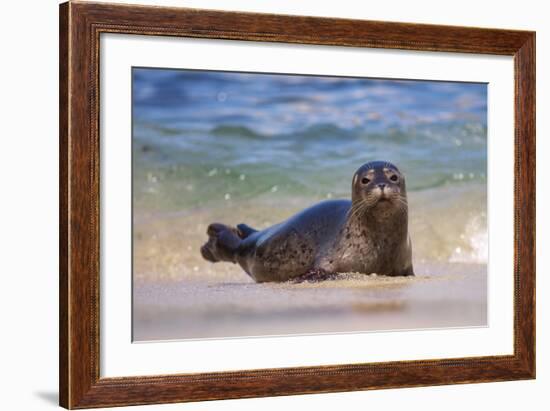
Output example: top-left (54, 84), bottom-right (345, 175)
top-left (132, 68), bottom-right (487, 271)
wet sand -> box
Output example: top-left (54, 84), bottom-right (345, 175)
top-left (134, 264), bottom-right (486, 341)
top-left (133, 203), bottom-right (487, 341)
top-left (134, 262), bottom-right (486, 341)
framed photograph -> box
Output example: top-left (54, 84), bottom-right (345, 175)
top-left (59, 1), bottom-right (535, 408)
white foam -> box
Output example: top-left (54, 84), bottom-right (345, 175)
top-left (449, 215), bottom-right (488, 264)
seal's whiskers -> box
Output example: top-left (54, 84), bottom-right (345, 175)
top-left (348, 201), bottom-right (368, 222)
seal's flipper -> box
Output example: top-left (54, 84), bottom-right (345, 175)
top-left (237, 223), bottom-right (258, 238)
top-left (200, 223), bottom-right (241, 263)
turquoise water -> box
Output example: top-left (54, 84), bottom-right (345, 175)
top-left (132, 68), bottom-right (487, 263)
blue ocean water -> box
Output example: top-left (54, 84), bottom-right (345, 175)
top-left (133, 68), bottom-right (489, 266)
top-left (132, 68), bottom-right (486, 213)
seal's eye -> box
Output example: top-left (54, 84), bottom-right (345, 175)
top-left (361, 177), bottom-right (370, 184)
top-left (390, 175), bottom-right (398, 182)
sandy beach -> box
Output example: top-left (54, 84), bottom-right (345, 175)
top-left (132, 196), bottom-right (487, 341)
top-left (133, 262), bottom-right (486, 341)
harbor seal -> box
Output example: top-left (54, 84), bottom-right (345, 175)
top-left (200, 161), bottom-right (414, 282)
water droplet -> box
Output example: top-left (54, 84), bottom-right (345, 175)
top-left (224, 193), bottom-right (231, 200)
top-left (326, 192), bottom-right (333, 199)
top-left (239, 174), bottom-right (246, 181)
top-left (271, 185), bottom-right (278, 193)
top-left (207, 168), bottom-right (218, 177)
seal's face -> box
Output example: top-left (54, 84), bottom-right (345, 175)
top-left (352, 161), bottom-right (407, 213)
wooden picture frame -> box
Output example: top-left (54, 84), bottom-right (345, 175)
top-left (59, 1), bottom-right (535, 408)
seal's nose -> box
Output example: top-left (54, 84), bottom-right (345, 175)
top-left (377, 183), bottom-right (386, 190)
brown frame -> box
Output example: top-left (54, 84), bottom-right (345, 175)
top-left (59, 1), bottom-right (536, 409)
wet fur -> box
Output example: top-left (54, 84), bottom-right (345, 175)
top-left (200, 161), bottom-right (414, 282)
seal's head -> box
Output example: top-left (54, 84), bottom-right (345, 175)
top-left (351, 161), bottom-right (408, 213)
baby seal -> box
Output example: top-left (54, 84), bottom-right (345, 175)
top-left (201, 161), bottom-right (414, 282)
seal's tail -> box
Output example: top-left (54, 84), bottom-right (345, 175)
top-left (200, 223), bottom-right (242, 263)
